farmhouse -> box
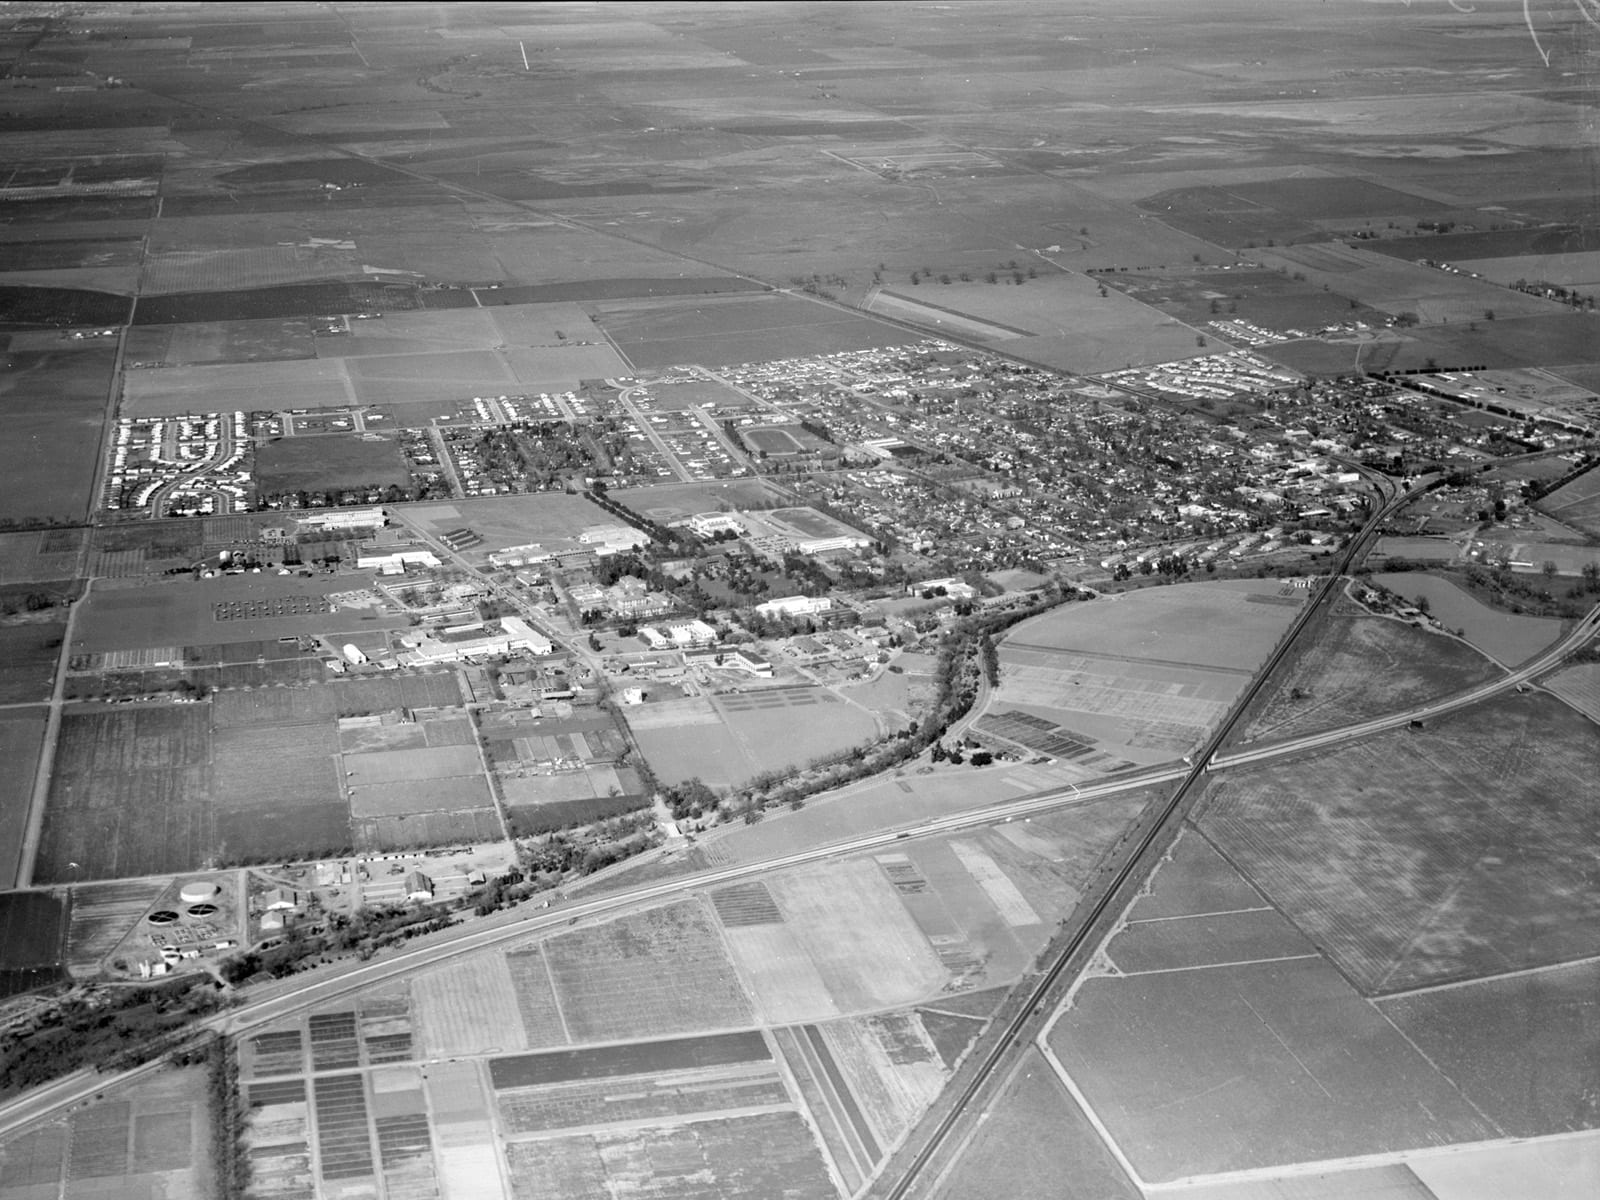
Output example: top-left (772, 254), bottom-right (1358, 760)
top-left (405, 870), bottom-right (434, 902)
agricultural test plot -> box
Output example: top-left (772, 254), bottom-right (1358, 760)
top-left (0, 891), bottom-right (65, 999)
top-left (542, 899), bottom-right (752, 1043)
top-left (1235, 610), bottom-right (1502, 744)
top-left (502, 1112), bottom-right (836, 1200)
top-left (1199, 692), bottom-right (1600, 994)
top-left (124, 317), bottom-right (316, 366)
top-left (718, 858), bottom-right (948, 1023)
top-left (0, 527), bottom-right (87, 583)
top-left (35, 704), bottom-right (216, 883)
top-left (1371, 572), bottom-right (1563, 664)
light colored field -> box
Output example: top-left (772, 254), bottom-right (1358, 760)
top-left (722, 921), bottom-right (840, 1024)
top-left (1453, 250), bottom-right (1600, 290)
top-left (765, 859), bottom-right (947, 1012)
top-left (820, 1013), bottom-right (946, 1149)
top-left (348, 774), bottom-right (491, 818)
top-left (1408, 1131), bottom-right (1600, 1200)
top-left (139, 245), bottom-right (361, 293)
top-left (411, 952), bottom-right (529, 1057)
top-left (499, 766), bottom-right (624, 805)
top-left (1007, 580), bottom-right (1300, 671)
top-left (949, 841), bottom-right (1040, 927)
top-left (436, 1143), bottom-right (504, 1196)
top-left (1545, 662), bottom-right (1600, 722)
top-left (344, 744), bottom-right (482, 784)
top-left (120, 358), bottom-right (356, 416)
top-left (1372, 572), bottom-right (1564, 665)
top-left (396, 491), bottom-right (609, 552)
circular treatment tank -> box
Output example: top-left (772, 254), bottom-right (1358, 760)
top-left (147, 910), bottom-right (179, 926)
top-left (178, 880), bottom-right (221, 905)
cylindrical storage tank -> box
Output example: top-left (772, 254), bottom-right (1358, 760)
top-left (178, 880), bottom-right (221, 905)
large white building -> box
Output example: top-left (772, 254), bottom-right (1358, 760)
top-left (756, 595), bottom-right (833, 618)
top-left (297, 506), bottom-right (386, 531)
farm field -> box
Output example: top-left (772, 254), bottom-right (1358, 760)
top-left (1097, 267), bottom-right (1386, 335)
top-left (124, 317), bottom-right (316, 366)
top-left (0, 892), bottom-right (66, 999)
top-left (591, 292), bottom-right (917, 371)
top-left (121, 357), bottom-right (357, 416)
top-left (1235, 609), bottom-right (1502, 744)
top-left (252, 434), bottom-right (411, 496)
top-left (1050, 955), bottom-right (1494, 1183)
top-left (625, 685), bottom-right (880, 788)
top-left (0, 346), bottom-right (116, 523)
top-left (1199, 693), bottom-right (1600, 994)
top-left (1371, 571), bottom-right (1564, 664)
top-left (0, 528), bottom-right (88, 583)
top-left (933, 1049), bottom-right (1139, 1200)
top-left (63, 879), bottom-right (167, 974)
top-left (1268, 311), bottom-right (1600, 377)
top-left (1536, 462), bottom-right (1600, 537)
top-left (34, 704), bottom-right (214, 883)
top-left (0, 1064), bottom-right (210, 1200)
top-left (1544, 662), bottom-right (1600, 723)
top-left (1378, 958), bottom-right (1600, 1139)
top-left (977, 580), bottom-right (1304, 766)
top-left (542, 899), bottom-right (752, 1043)
top-left (71, 573), bottom-right (413, 653)
top-left (0, 709), bottom-right (46, 889)
top-left (884, 271), bottom-right (1211, 374)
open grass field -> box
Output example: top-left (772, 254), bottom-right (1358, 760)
top-left (1268, 311), bottom-right (1600, 377)
top-left (1378, 958), bottom-right (1600, 1139)
top-left (610, 477), bottom-right (781, 522)
top-left (35, 704), bottom-right (214, 883)
top-left (1047, 955), bottom-right (1495, 1185)
top-left (1099, 267), bottom-right (1387, 335)
top-left (1236, 611), bottom-right (1502, 744)
top-left (211, 721), bottom-right (350, 862)
top-left (0, 528), bottom-right (87, 583)
top-left (253, 434), bottom-right (410, 496)
top-left (543, 899), bottom-right (752, 1043)
top-left (1371, 572), bottom-right (1564, 665)
top-left (0, 346), bottom-right (115, 523)
top-left (0, 708), bottom-right (45, 889)
top-left (1200, 692), bottom-right (1600, 994)
top-left (592, 292), bottom-right (916, 371)
top-left (935, 1049), bottom-right (1139, 1200)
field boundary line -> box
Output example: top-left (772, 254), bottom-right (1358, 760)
top-left (537, 945), bottom-right (575, 1046)
top-left (1125, 906), bottom-right (1272, 924)
top-left (1113, 952), bottom-right (1323, 978)
top-left (1035, 1038), bottom-right (1147, 1191)
top-left (1372, 950), bottom-right (1600, 1001)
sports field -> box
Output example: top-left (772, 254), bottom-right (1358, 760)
top-left (1201, 692), bottom-right (1600, 993)
top-left (1237, 610), bottom-right (1502, 744)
